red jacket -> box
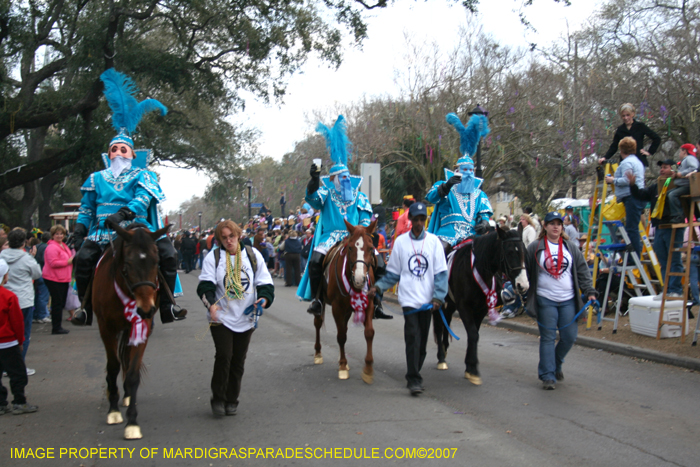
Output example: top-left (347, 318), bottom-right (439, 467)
top-left (0, 286), bottom-right (24, 346)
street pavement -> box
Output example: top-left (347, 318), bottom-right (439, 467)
top-left (2, 270), bottom-right (699, 467)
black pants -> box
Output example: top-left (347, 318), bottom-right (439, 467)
top-left (0, 345), bottom-right (28, 406)
top-left (210, 326), bottom-right (254, 405)
top-left (183, 251), bottom-right (195, 273)
top-left (44, 279), bottom-right (69, 332)
top-left (284, 253), bottom-right (301, 286)
top-left (403, 307), bottom-right (432, 387)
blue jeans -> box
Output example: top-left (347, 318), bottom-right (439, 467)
top-left (690, 252), bottom-right (700, 305)
top-left (33, 278), bottom-right (50, 320)
top-left (536, 296), bottom-right (577, 382)
top-left (21, 307), bottom-right (34, 360)
top-left (621, 196), bottom-right (645, 255)
top-left (654, 227), bottom-right (684, 295)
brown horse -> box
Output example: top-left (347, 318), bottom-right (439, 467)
top-left (93, 221), bottom-right (170, 440)
top-left (313, 219), bottom-right (378, 383)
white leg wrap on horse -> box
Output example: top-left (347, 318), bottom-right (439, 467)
top-left (465, 372), bottom-right (482, 385)
top-left (122, 396), bottom-right (130, 407)
top-left (338, 369), bottom-right (349, 380)
top-left (124, 425), bottom-right (143, 440)
top-left (107, 411), bottom-right (123, 425)
top-left (314, 354), bottom-right (323, 365)
top-left (437, 362), bottom-right (448, 370)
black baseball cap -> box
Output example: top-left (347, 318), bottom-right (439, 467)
top-left (408, 202), bottom-right (428, 217)
top-left (544, 211), bottom-right (563, 223)
top-left (657, 159), bottom-right (675, 167)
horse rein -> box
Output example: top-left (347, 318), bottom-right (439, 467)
top-left (334, 237), bottom-right (375, 297)
top-left (498, 236), bottom-right (525, 280)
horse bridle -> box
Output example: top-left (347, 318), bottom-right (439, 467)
top-left (334, 237), bottom-right (376, 297)
top-left (498, 236), bottom-right (525, 280)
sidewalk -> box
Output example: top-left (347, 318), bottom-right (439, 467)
top-left (384, 295), bottom-right (700, 372)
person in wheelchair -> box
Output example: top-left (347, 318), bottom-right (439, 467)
top-left (70, 69), bottom-right (186, 326)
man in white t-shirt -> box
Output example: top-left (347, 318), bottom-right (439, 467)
top-left (369, 202), bottom-right (448, 396)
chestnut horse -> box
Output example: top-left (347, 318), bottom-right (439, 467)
top-left (93, 221), bottom-right (170, 440)
top-left (313, 219), bottom-right (378, 383)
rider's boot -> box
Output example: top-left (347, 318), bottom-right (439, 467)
top-left (72, 240), bottom-right (102, 326)
top-left (306, 251), bottom-right (325, 316)
top-left (157, 238), bottom-right (187, 323)
top-left (372, 253), bottom-right (393, 320)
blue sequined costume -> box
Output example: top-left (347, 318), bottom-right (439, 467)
top-left (296, 175), bottom-right (372, 301)
top-left (426, 168), bottom-right (493, 246)
top-left (77, 150), bottom-right (165, 245)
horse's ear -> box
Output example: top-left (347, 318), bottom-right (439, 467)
top-left (496, 225), bottom-right (508, 239)
top-left (366, 219), bottom-right (377, 235)
top-left (150, 224), bottom-right (172, 241)
top-left (344, 219), bottom-right (356, 234)
top-left (109, 219), bottom-right (133, 241)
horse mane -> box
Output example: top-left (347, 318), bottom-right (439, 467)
top-left (455, 229), bottom-right (514, 277)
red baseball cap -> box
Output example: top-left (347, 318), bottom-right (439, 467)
top-left (681, 143), bottom-right (697, 156)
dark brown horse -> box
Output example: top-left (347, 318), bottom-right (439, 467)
top-left (313, 219), bottom-right (378, 383)
top-left (93, 221), bottom-right (170, 440)
top-left (433, 227), bottom-right (529, 385)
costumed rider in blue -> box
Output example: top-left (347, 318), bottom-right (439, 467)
top-left (71, 69), bottom-right (187, 326)
top-left (297, 115), bottom-right (392, 319)
top-left (426, 112), bottom-right (493, 252)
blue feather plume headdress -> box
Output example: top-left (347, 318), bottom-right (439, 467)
top-left (445, 112), bottom-right (490, 166)
top-left (100, 68), bottom-right (167, 149)
top-left (316, 115), bottom-right (352, 176)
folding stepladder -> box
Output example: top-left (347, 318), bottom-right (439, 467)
top-left (658, 197), bottom-right (700, 343)
top-left (597, 221), bottom-right (657, 333)
top-left (584, 163), bottom-right (663, 329)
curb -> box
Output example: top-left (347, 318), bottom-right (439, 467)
top-left (384, 295), bottom-right (700, 372)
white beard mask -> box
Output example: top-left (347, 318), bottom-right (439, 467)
top-left (110, 156), bottom-right (132, 178)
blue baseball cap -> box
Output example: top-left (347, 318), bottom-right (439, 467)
top-left (409, 202), bottom-right (428, 217)
top-left (544, 211), bottom-right (563, 223)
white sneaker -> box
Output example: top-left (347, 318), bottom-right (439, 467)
top-left (40, 317), bottom-right (51, 324)
top-left (26, 368), bottom-right (36, 376)
top-left (653, 293), bottom-right (682, 301)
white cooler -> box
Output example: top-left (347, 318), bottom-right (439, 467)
top-left (628, 295), bottom-right (690, 338)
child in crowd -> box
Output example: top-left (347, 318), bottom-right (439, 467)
top-left (667, 143), bottom-right (699, 223)
top-left (0, 259), bottom-right (38, 415)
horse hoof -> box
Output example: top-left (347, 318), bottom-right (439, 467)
top-left (122, 396), bottom-right (130, 407)
top-left (361, 371), bottom-right (374, 385)
top-left (465, 372), bottom-right (482, 386)
top-left (124, 425), bottom-right (142, 440)
top-left (437, 362), bottom-right (448, 370)
top-left (338, 369), bottom-right (349, 380)
top-left (107, 411), bottom-right (123, 425)
top-left (314, 355), bottom-right (323, 365)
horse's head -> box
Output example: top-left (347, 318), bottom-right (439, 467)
top-left (343, 219), bottom-right (377, 291)
top-left (110, 221), bottom-right (172, 319)
top-left (496, 226), bottom-right (529, 294)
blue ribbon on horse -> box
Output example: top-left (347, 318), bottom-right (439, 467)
top-left (537, 299), bottom-right (599, 331)
top-left (403, 304), bottom-right (460, 340)
top-left (243, 302), bottom-right (264, 329)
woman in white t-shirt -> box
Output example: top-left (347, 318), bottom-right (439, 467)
top-left (197, 220), bottom-right (274, 417)
top-left (524, 212), bottom-right (596, 391)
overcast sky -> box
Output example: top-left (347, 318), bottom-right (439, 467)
top-left (156, 0), bottom-right (602, 213)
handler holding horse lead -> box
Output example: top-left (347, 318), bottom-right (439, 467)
top-left (70, 69), bottom-right (187, 326)
top-left (297, 115), bottom-right (392, 319)
top-left (369, 202), bottom-right (447, 396)
top-left (426, 111), bottom-right (493, 253)
top-left (197, 220), bottom-right (274, 417)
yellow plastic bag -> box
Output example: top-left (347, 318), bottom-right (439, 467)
top-left (651, 178), bottom-right (671, 219)
top-left (601, 197), bottom-right (626, 221)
